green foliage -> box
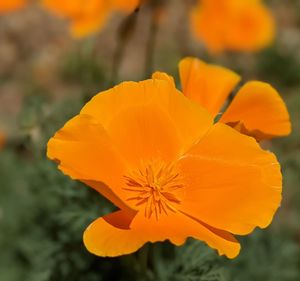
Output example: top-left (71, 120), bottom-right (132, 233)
top-left (158, 241), bottom-right (226, 281)
top-left (226, 229), bottom-right (300, 281)
top-left (257, 46), bottom-right (300, 88)
top-left (59, 41), bottom-right (108, 100)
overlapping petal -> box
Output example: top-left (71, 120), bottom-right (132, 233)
top-left (47, 114), bottom-right (131, 210)
top-left (177, 123), bottom-right (282, 235)
top-left (81, 80), bottom-right (213, 156)
top-left (220, 81), bottom-right (292, 140)
top-left (107, 103), bottom-right (182, 167)
top-left (84, 209), bottom-right (241, 258)
top-left (179, 57), bottom-right (241, 116)
top-left (177, 57), bottom-right (291, 140)
top-left (83, 210), bottom-right (144, 257)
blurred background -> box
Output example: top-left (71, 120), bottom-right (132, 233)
top-left (0, 0), bottom-right (299, 280)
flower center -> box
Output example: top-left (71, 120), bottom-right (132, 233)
top-left (124, 161), bottom-right (184, 220)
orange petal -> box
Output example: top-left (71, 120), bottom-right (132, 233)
top-left (70, 14), bottom-right (108, 38)
top-left (0, 0), bottom-right (26, 13)
top-left (130, 210), bottom-right (240, 259)
top-left (152, 71), bottom-right (175, 87)
top-left (107, 103), bottom-right (182, 167)
top-left (42, 0), bottom-right (109, 37)
top-left (220, 81), bottom-right (291, 140)
top-left (190, 0), bottom-right (226, 53)
top-left (42, 0), bottom-right (83, 18)
top-left (179, 57), bottom-right (241, 116)
top-left (81, 79), bottom-right (213, 161)
top-left (84, 209), bottom-right (240, 258)
top-left (83, 210), bottom-right (146, 257)
top-left (178, 123), bottom-right (282, 235)
top-left (224, 0), bottom-right (275, 52)
top-left (190, 0), bottom-right (275, 53)
top-left (47, 114), bottom-right (130, 210)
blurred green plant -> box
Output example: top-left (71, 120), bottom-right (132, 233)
top-left (257, 46), bottom-right (300, 88)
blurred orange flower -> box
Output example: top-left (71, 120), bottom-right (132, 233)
top-left (0, 0), bottom-right (26, 14)
top-left (42, 0), bottom-right (140, 38)
top-left (191, 0), bottom-right (275, 53)
top-left (176, 57), bottom-right (291, 141)
top-left (48, 77), bottom-right (282, 258)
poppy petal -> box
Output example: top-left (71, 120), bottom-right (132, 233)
top-left (190, 0), bottom-right (275, 53)
top-left (70, 14), bottom-right (108, 38)
top-left (42, 0), bottom-right (83, 18)
top-left (81, 79), bottom-right (213, 159)
top-left (220, 81), bottom-right (291, 140)
top-left (0, 0), bottom-right (26, 13)
top-left (83, 210), bottom-right (145, 257)
top-left (178, 123), bottom-right (282, 235)
top-left (130, 210), bottom-right (240, 258)
top-left (152, 71), bottom-right (176, 87)
top-left (224, 1), bottom-right (275, 52)
top-left (179, 57), bottom-right (241, 116)
top-left (107, 103), bottom-right (182, 167)
top-left (190, 0), bottom-right (226, 53)
top-left (43, 0), bottom-right (110, 38)
top-left (84, 208), bottom-right (240, 258)
top-left (47, 114), bottom-right (131, 210)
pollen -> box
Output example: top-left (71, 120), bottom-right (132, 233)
top-left (123, 161), bottom-right (184, 220)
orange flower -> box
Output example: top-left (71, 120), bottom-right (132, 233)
top-left (48, 77), bottom-right (282, 258)
top-left (0, 0), bottom-right (26, 14)
top-left (191, 0), bottom-right (275, 53)
top-left (174, 57), bottom-right (291, 141)
top-left (42, 0), bottom-right (140, 38)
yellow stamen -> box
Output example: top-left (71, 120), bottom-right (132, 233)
top-left (124, 161), bottom-right (184, 220)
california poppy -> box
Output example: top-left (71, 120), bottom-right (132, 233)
top-left (191, 0), bottom-right (275, 53)
top-left (42, 0), bottom-right (140, 38)
top-left (175, 57), bottom-right (291, 141)
top-left (0, 0), bottom-right (26, 14)
top-left (48, 77), bottom-right (282, 258)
